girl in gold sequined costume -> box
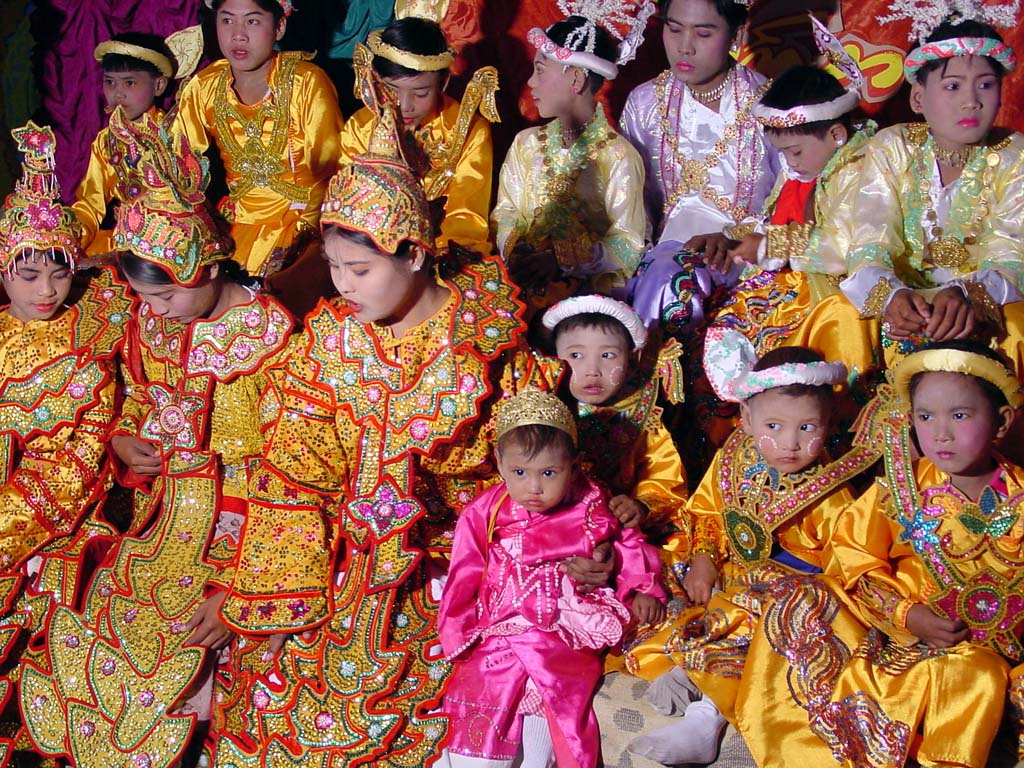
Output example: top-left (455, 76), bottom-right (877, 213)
top-left (340, 15), bottom-right (498, 257)
top-left (215, 83), bottom-right (556, 766)
top-left (175, 0), bottom-right (344, 292)
top-left (19, 108), bottom-right (295, 768)
top-left (0, 122), bottom-right (131, 764)
top-left (828, 342), bottom-right (1024, 768)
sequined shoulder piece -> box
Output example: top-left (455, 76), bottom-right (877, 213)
top-left (447, 253), bottom-right (525, 359)
top-left (71, 267), bottom-right (133, 360)
top-left (0, 355), bottom-right (107, 441)
top-left (881, 407), bottom-right (1024, 660)
top-left (719, 430), bottom-right (879, 565)
top-left (188, 295), bottom-right (293, 381)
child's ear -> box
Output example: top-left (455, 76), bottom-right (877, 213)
top-left (828, 123), bottom-right (848, 147)
top-left (995, 405), bottom-right (1016, 442)
top-left (739, 401), bottom-right (753, 436)
top-left (909, 81), bottom-right (925, 114)
top-left (276, 17), bottom-right (288, 41)
top-left (154, 76), bottom-right (169, 97)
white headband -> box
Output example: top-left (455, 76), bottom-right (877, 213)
top-left (542, 294), bottom-right (648, 348)
top-left (704, 328), bottom-right (847, 403)
top-left (528, 27), bottom-right (619, 80)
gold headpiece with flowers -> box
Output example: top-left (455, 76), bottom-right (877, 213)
top-left (496, 388), bottom-right (578, 446)
top-left (892, 346), bottom-right (1023, 409)
top-left (109, 106), bottom-right (229, 286)
top-left (0, 122), bottom-right (83, 273)
top-left (321, 72), bottom-right (436, 254)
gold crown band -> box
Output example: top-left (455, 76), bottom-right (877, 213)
top-left (893, 348), bottom-right (1023, 409)
top-left (495, 389), bottom-right (578, 446)
top-left (94, 41), bottom-right (174, 78)
top-left (367, 30), bottom-right (454, 72)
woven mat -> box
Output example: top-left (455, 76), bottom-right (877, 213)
top-left (594, 672), bottom-right (1023, 768)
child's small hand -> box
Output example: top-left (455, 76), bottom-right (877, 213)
top-left (925, 286), bottom-right (976, 341)
top-left (609, 495), bottom-right (650, 529)
top-left (110, 435), bottom-right (162, 476)
top-left (727, 233), bottom-right (764, 266)
top-left (686, 232), bottom-right (733, 273)
top-left (905, 604), bottom-right (970, 648)
top-left (682, 554), bottom-right (718, 606)
top-left (882, 289), bottom-right (929, 340)
top-left (631, 593), bottom-right (666, 626)
top-left (564, 540), bottom-right (615, 593)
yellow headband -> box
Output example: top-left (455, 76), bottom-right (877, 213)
top-left (496, 389), bottom-right (578, 446)
top-left (94, 41), bottom-right (174, 78)
top-left (367, 30), bottom-right (454, 72)
top-left (893, 348), bottom-right (1023, 409)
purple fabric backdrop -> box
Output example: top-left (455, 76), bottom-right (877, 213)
top-left (39, 0), bottom-right (203, 202)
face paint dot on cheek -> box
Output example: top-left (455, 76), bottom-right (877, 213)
top-left (805, 437), bottom-right (823, 457)
top-left (757, 435), bottom-right (779, 453)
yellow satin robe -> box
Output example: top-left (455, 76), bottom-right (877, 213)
top-left (339, 94), bottom-right (493, 256)
top-left (175, 53), bottom-right (344, 277)
top-left (828, 458), bottom-right (1024, 768)
top-left (713, 124), bottom-right (880, 376)
top-left (73, 107), bottom-right (166, 256)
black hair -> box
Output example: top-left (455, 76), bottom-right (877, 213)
top-left (550, 311), bottom-right (635, 351)
top-left (908, 339), bottom-right (1012, 417)
top-left (760, 65), bottom-right (855, 138)
top-left (746, 345), bottom-right (835, 409)
top-left (118, 252), bottom-right (253, 286)
top-left (322, 224), bottom-right (435, 269)
top-left (497, 423), bottom-right (577, 460)
top-left (911, 19), bottom-right (1006, 84)
top-left (659, 0), bottom-right (748, 34)
top-left (544, 16), bottom-right (619, 93)
top-left (211, 0), bottom-right (285, 24)
top-left (371, 16), bottom-right (450, 80)
top-left (101, 33), bottom-right (175, 78)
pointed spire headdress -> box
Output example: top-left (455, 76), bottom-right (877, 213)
top-left (878, 0), bottom-right (1018, 81)
top-left (109, 106), bottom-right (230, 285)
top-left (528, 0), bottom-right (658, 81)
top-left (321, 73), bottom-right (436, 255)
top-left (0, 122), bottom-right (83, 273)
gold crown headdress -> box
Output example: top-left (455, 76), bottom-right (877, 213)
top-left (93, 26), bottom-right (204, 80)
top-left (496, 388), bottom-right (578, 445)
top-left (0, 122), bottom-right (83, 273)
top-left (528, 0), bottom-right (657, 81)
top-left (321, 73), bottom-right (436, 254)
top-left (362, 1), bottom-right (456, 72)
top-left (108, 106), bottom-right (229, 285)
top-left (878, 0), bottom-right (1018, 80)
top-left (892, 346), bottom-right (1023, 408)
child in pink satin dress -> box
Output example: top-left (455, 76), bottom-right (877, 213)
top-left (439, 389), bottom-right (666, 768)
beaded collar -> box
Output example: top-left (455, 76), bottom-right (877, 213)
top-left (719, 430), bottom-right (879, 565)
top-left (654, 67), bottom-right (768, 224)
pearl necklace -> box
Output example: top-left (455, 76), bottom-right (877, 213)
top-left (688, 68), bottom-right (732, 106)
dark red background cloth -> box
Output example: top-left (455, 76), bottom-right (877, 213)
top-left (13, 0), bottom-right (1024, 202)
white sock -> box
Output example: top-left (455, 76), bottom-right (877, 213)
top-left (644, 667), bottom-right (701, 716)
top-left (627, 696), bottom-right (726, 765)
top-left (445, 750), bottom-right (514, 768)
top-left (516, 715), bottom-right (555, 768)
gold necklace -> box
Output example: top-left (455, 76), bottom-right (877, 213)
top-left (933, 142), bottom-right (974, 168)
top-left (689, 69), bottom-right (731, 106)
top-left (655, 70), bottom-right (761, 221)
